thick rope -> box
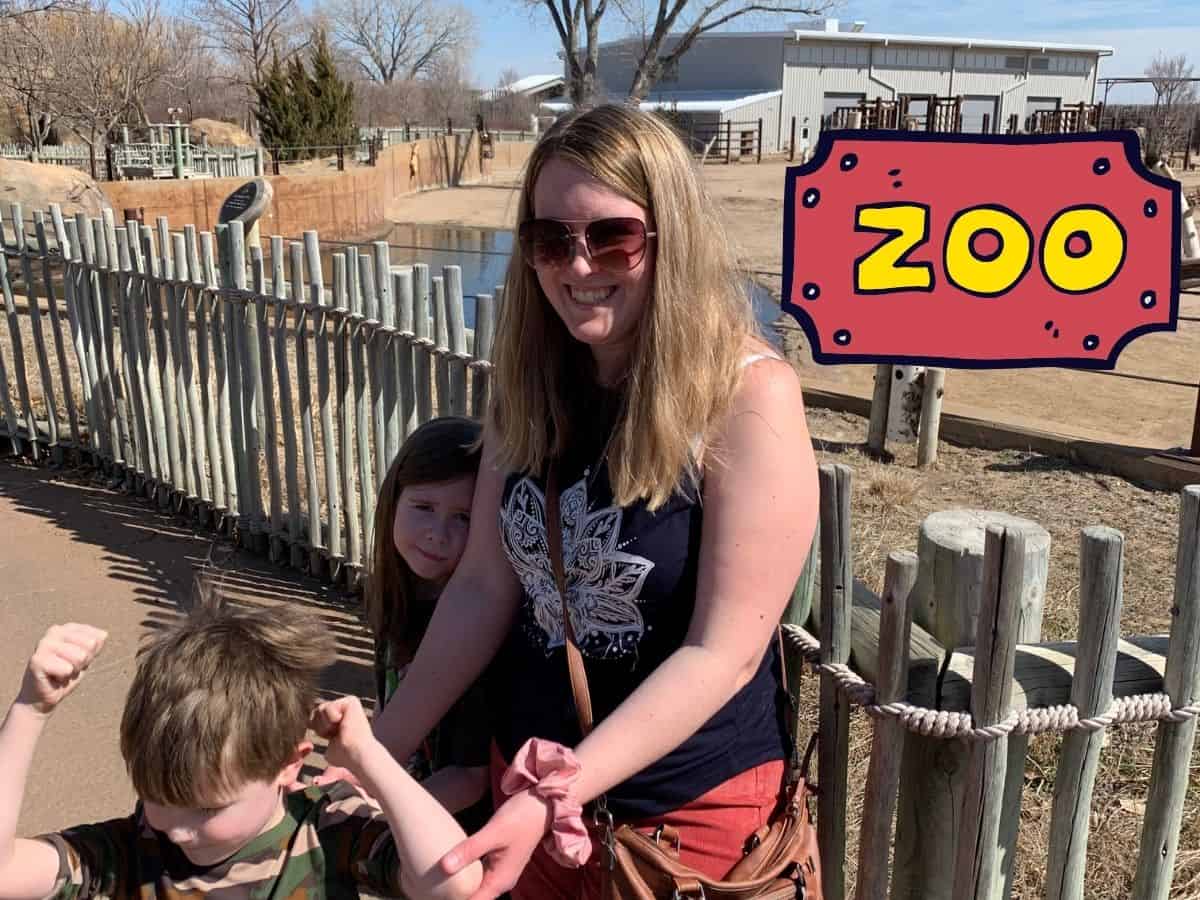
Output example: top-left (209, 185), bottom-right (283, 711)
top-left (780, 624), bottom-right (1200, 743)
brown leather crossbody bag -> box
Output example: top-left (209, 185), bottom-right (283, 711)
top-left (544, 468), bottom-right (823, 900)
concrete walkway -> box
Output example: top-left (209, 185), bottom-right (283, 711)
top-left (0, 460), bottom-right (374, 837)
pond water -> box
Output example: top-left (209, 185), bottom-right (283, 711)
top-left (353, 222), bottom-right (782, 343)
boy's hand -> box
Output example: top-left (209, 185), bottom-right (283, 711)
top-left (310, 697), bottom-right (378, 772)
top-left (17, 624), bottom-right (108, 715)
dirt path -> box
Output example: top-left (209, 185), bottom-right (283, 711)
top-left (0, 461), bottom-right (371, 837)
top-left (379, 158), bottom-right (1200, 451)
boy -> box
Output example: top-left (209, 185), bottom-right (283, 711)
top-left (0, 604), bottom-right (484, 899)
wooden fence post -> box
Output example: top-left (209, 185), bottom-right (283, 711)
top-left (347, 246), bottom-right (376, 556)
top-left (818, 462), bottom-right (853, 900)
top-left (0, 208), bottom-right (26, 456)
top-left (334, 252), bottom-right (362, 579)
top-left (14, 204), bottom-right (60, 458)
top-left (1131, 485), bottom-right (1200, 899)
top-left (269, 236), bottom-right (301, 566)
top-left (891, 510), bottom-right (1049, 900)
top-left (855, 550), bottom-right (920, 900)
top-left (394, 266), bottom-right (417, 440)
top-left (1045, 526), bottom-right (1124, 900)
top-left (951, 526), bottom-right (1026, 900)
top-left (291, 237), bottom-right (322, 578)
top-left (444, 265), bottom-right (468, 416)
top-left (916, 368), bottom-right (945, 467)
top-left (250, 243), bottom-right (279, 542)
top-left (35, 211), bottom-right (81, 453)
top-left (867, 364), bottom-right (891, 455)
top-left (308, 230), bottom-right (342, 571)
top-left (413, 262), bottom-right (434, 425)
top-left (471, 292), bottom-right (495, 419)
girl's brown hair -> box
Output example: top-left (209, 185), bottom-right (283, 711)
top-left (365, 415), bottom-right (483, 668)
top-left (489, 103), bottom-right (757, 511)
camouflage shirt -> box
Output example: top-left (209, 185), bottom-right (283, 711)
top-left (38, 782), bottom-right (404, 899)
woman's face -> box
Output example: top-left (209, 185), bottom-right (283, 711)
top-left (392, 475), bottom-right (476, 584)
top-left (531, 157), bottom-right (655, 383)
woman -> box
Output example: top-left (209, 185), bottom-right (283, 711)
top-left (371, 104), bottom-right (819, 898)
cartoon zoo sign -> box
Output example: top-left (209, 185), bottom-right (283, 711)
top-left (781, 131), bottom-right (1181, 368)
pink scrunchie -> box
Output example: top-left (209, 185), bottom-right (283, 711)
top-left (500, 737), bottom-right (593, 868)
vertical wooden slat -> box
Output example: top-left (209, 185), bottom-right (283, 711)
top-left (348, 247), bottom-right (375, 557)
top-left (1132, 485), bottom-right (1200, 900)
top-left (359, 253), bottom-right (385, 492)
top-left (333, 252), bottom-right (362, 572)
top-left (374, 241), bottom-right (400, 467)
top-left (395, 266), bottom-right (417, 438)
top-left (0, 206), bottom-right (41, 456)
top-left (471, 292), bottom-right (495, 419)
top-left (271, 236), bottom-right (302, 567)
top-left (35, 212), bottom-right (80, 449)
top-left (443, 264), bottom-right (468, 416)
top-left (53, 209), bottom-right (98, 456)
top-left (161, 227), bottom-right (197, 500)
top-left (126, 219), bottom-right (167, 487)
top-left (180, 226), bottom-right (211, 506)
top-left (952, 526), bottom-right (1026, 900)
top-left (1045, 527), bottom-right (1125, 900)
top-left (817, 462), bottom-right (853, 900)
top-left (251, 243), bottom-right (281, 545)
top-left (100, 210), bottom-right (128, 474)
top-left (92, 214), bottom-right (127, 465)
top-left (197, 232), bottom-right (226, 513)
top-left (413, 261), bottom-right (433, 424)
top-left (291, 240), bottom-right (321, 575)
top-left (76, 214), bottom-right (112, 461)
top-left (206, 229), bottom-right (238, 518)
top-left (307, 229), bottom-right (342, 568)
top-left (142, 224), bottom-right (180, 494)
top-left (15, 205), bottom-right (59, 453)
top-left (855, 550), bottom-right (920, 900)
top-left (228, 221), bottom-right (262, 545)
top-left (64, 217), bottom-right (104, 458)
top-left (431, 274), bottom-right (450, 416)
top-left (113, 227), bottom-right (148, 480)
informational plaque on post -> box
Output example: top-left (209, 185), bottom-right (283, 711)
top-left (218, 177), bottom-right (273, 229)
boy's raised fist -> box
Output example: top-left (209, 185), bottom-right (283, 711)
top-left (18, 624), bottom-right (108, 715)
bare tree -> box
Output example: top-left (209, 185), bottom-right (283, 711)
top-left (525, 0), bottom-right (836, 106)
top-left (0, 11), bottom-right (61, 147)
top-left (1144, 52), bottom-right (1197, 165)
top-left (324, 0), bottom-right (473, 84)
top-left (419, 51), bottom-right (474, 124)
top-left (49, 0), bottom-right (181, 172)
top-left (189, 0), bottom-right (305, 90)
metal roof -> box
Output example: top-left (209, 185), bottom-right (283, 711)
top-left (542, 89), bottom-right (782, 115)
top-left (597, 28), bottom-right (1113, 56)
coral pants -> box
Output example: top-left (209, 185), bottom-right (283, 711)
top-left (488, 742), bottom-right (786, 900)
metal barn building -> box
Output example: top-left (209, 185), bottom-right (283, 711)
top-left (574, 19), bottom-right (1113, 155)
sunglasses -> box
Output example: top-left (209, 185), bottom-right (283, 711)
top-left (518, 217), bottom-right (656, 272)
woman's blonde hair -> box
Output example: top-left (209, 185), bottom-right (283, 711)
top-left (489, 104), bottom-right (756, 510)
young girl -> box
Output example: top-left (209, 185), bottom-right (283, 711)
top-left (364, 415), bottom-right (494, 832)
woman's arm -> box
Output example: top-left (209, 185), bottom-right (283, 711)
top-left (372, 429), bottom-right (523, 763)
top-left (444, 359), bottom-right (819, 897)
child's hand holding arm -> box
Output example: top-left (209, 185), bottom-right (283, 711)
top-left (311, 698), bottom-right (484, 900)
top-left (0, 624), bottom-right (108, 900)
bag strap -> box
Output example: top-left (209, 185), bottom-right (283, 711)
top-left (545, 466), bottom-right (596, 738)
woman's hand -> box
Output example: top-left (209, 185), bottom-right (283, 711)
top-left (439, 788), bottom-right (554, 900)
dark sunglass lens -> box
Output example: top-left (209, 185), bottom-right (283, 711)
top-left (586, 218), bottom-right (646, 269)
top-left (520, 220), bottom-right (572, 266)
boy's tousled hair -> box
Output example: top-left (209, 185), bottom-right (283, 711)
top-left (119, 602), bottom-right (336, 806)
top-left (366, 416), bottom-right (482, 671)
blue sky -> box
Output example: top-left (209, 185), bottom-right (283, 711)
top-left (464, 0), bottom-right (1200, 103)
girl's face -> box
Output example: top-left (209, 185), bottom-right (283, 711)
top-left (531, 157), bottom-right (655, 384)
top-left (393, 475), bottom-right (476, 584)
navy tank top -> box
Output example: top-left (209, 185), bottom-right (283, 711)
top-left (494, 389), bottom-right (792, 819)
